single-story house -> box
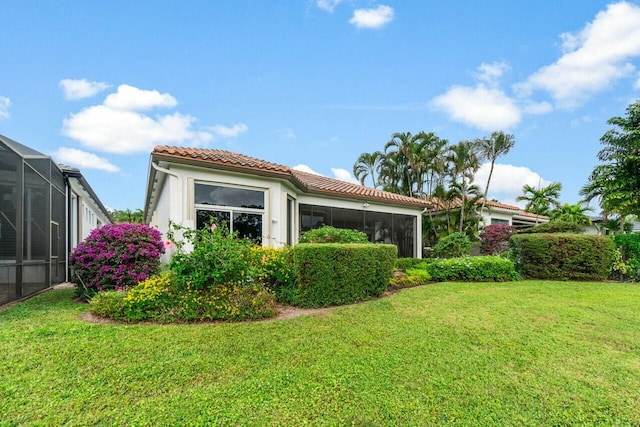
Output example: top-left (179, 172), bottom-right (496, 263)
top-left (0, 134), bottom-right (111, 305)
top-left (477, 199), bottom-right (549, 229)
top-left (144, 146), bottom-right (432, 258)
top-left (584, 216), bottom-right (640, 235)
top-left (428, 197), bottom-right (549, 230)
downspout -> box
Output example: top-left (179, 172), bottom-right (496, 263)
top-left (151, 161), bottom-right (179, 179)
top-left (149, 161), bottom-right (180, 225)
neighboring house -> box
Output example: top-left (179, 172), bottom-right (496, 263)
top-left (477, 199), bottom-right (549, 229)
top-left (144, 146), bottom-right (432, 259)
top-left (0, 134), bottom-right (111, 305)
top-left (584, 216), bottom-right (640, 235)
top-left (428, 198), bottom-right (549, 230)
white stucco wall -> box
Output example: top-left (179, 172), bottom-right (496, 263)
top-left (148, 162), bottom-right (424, 257)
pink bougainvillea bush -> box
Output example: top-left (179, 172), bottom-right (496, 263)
top-left (479, 224), bottom-right (516, 255)
top-left (70, 223), bottom-right (164, 300)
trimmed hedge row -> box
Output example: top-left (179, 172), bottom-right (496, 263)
top-left (510, 233), bottom-right (615, 280)
top-left (426, 256), bottom-right (518, 282)
top-left (293, 243), bottom-right (397, 308)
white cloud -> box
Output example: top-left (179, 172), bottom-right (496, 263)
top-left (474, 162), bottom-right (552, 206)
top-left (59, 79), bottom-right (111, 100)
top-left (515, 2), bottom-right (640, 108)
top-left (53, 147), bottom-right (120, 173)
top-left (104, 84), bottom-right (177, 111)
top-left (331, 168), bottom-right (360, 184)
top-left (522, 101), bottom-right (554, 115)
top-left (475, 61), bottom-right (510, 85)
top-left (317, 0), bottom-right (341, 12)
top-left (0, 96), bottom-right (11, 119)
top-left (293, 164), bottom-right (321, 175)
top-left (433, 84), bottom-right (521, 131)
top-left (635, 72), bottom-right (640, 90)
top-left (209, 123), bottom-right (248, 137)
top-left (63, 84), bottom-right (213, 154)
top-left (349, 5), bottom-right (394, 29)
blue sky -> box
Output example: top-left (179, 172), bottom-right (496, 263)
top-left (1, 1), bottom-right (639, 211)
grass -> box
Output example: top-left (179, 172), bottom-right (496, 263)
top-left (1, 281), bottom-right (639, 426)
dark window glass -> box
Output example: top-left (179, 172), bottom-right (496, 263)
top-left (23, 166), bottom-right (49, 261)
top-left (491, 218), bottom-right (509, 225)
top-left (392, 214), bottom-right (415, 258)
top-left (195, 184), bottom-right (264, 209)
top-left (196, 209), bottom-right (262, 244)
top-left (233, 212), bottom-right (262, 244)
top-left (365, 211), bottom-right (393, 244)
top-left (0, 142), bottom-right (19, 261)
top-left (196, 210), bottom-right (230, 230)
top-left (286, 198), bottom-right (294, 245)
top-left (331, 207), bottom-right (364, 232)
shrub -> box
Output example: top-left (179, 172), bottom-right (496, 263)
top-left (519, 220), bottom-right (585, 234)
top-left (293, 243), bottom-right (396, 308)
top-left (426, 256), bottom-right (518, 282)
top-left (611, 233), bottom-right (640, 280)
top-left (89, 272), bottom-right (277, 323)
top-left (299, 225), bottom-right (370, 244)
top-left (70, 223), bottom-right (164, 300)
top-left (167, 222), bottom-right (255, 291)
top-left (510, 233), bottom-right (615, 280)
top-left (251, 246), bottom-right (297, 303)
top-left (88, 291), bottom-right (126, 319)
top-left (432, 232), bottom-right (471, 258)
top-left (389, 268), bottom-right (432, 289)
top-left (394, 257), bottom-right (425, 271)
top-left (480, 224), bottom-right (516, 255)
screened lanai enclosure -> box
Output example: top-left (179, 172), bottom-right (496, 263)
top-left (0, 136), bottom-right (67, 304)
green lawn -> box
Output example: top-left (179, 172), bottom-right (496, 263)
top-left (1, 281), bottom-right (639, 426)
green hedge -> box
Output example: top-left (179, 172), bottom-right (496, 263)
top-left (425, 256), bottom-right (518, 282)
top-left (510, 233), bottom-right (615, 280)
top-left (292, 243), bottom-right (397, 308)
top-left (519, 220), bottom-right (585, 234)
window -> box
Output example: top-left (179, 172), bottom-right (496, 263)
top-left (491, 218), bottom-right (510, 225)
top-left (195, 184), bottom-right (264, 209)
top-left (195, 183), bottom-right (265, 244)
top-left (286, 196), bottom-right (294, 245)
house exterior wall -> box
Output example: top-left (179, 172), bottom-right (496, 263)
top-left (147, 162), bottom-right (423, 258)
top-left (479, 208), bottom-right (513, 226)
top-left (67, 178), bottom-right (111, 247)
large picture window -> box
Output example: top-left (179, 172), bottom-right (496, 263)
top-left (195, 183), bottom-right (264, 244)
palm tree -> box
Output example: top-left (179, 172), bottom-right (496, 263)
top-left (516, 182), bottom-right (563, 223)
top-left (446, 141), bottom-right (481, 232)
top-left (353, 151), bottom-right (382, 188)
top-left (549, 201), bottom-right (592, 225)
top-left (477, 131), bottom-right (515, 217)
top-left (111, 208), bottom-right (144, 224)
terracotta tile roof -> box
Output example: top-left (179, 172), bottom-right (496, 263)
top-left (153, 146), bottom-right (290, 174)
top-left (291, 170), bottom-right (430, 207)
top-left (429, 196), bottom-right (548, 220)
top-left (152, 146), bottom-right (431, 208)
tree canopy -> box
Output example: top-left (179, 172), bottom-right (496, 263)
top-left (580, 100), bottom-right (640, 218)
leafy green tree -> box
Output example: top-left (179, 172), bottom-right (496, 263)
top-left (516, 182), bottom-right (562, 222)
top-left (477, 131), bottom-right (515, 216)
top-left (580, 100), bottom-right (640, 220)
top-left (353, 151), bottom-right (382, 188)
top-left (549, 202), bottom-right (592, 225)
